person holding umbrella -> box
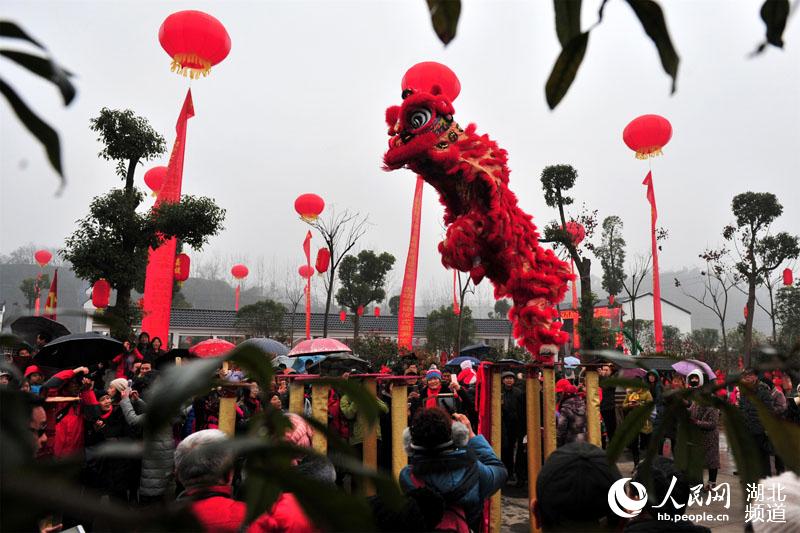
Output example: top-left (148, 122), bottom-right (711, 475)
top-left (40, 366), bottom-right (97, 458)
top-left (622, 378), bottom-right (654, 467)
top-left (686, 369), bottom-right (720, 491)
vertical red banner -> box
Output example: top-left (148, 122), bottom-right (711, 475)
top-left (43, 269), bottom-right (58, 319)
top-left (397, 177), bottom-right (424, 350)
top-left (643, 171), bottom-right (664, 353)
top-left (303, 231), bottom-right (312, 340)
top-left (141, 90), bottom-right (195, 342)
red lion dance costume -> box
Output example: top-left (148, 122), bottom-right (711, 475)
top-left (383, 63), bottom-right (572, 362)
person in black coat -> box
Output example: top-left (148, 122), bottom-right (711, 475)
top-left (599, 364), bottom-right (618, 448)
top-left (738, 368), bottom-right (776, 478)
top-left (500, 371), bottom-right (524, 485)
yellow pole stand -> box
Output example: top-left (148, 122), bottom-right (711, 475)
top-left (542, 367), bottom-right (556, 459)
top-left (391, 383), bottom-right (408, 479)
top-left (526, 373), bottom-right (542, 533)
top-left (289, 381), bottom-right (304, 415)
top-left (312, 383), bottom-right (330, 453)
top-left (585, 369), bottom-right (602, 446)
top-left (361, 378), bottom-right (378, 496)
top-left (490, 369), bottom-right (502, 533)
top-left (218, 395), bottom-right (236, 437)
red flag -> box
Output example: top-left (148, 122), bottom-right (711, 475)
top-left (453, 270), bottom-right (460, 315)
top-left (43, 269), bottom-right (58, 319)
top-left (142, 90), bottom-right (195, 341)
top-left (643, 171), bottom-right (664, 352)
top-left (303, 231), bottom-right (312, 264)
top-left (642, 171), bottom-right (658, 222)
top-left (303, 231), bottom-right (313, 339)
top-left (397, 177), bottom-right (424, 350)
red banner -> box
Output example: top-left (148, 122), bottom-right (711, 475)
top-left (43, 269), bottom-right (58, 320)
top-left (397, 177), bottom-right (424, 350)
top-left (303, 231), bottom-right (312, 339)
top-left (643, 171), bottom-right (664, 352)
top-left (141, 90), bottom-right (195, 342)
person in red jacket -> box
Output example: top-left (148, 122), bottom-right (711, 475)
top-left (111, 340), bottom-right (144, 379)
top-left (40, 366), bottom-right (99, 458)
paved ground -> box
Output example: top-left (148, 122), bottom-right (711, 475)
top-left (501, 434), bottom-right (748, 532)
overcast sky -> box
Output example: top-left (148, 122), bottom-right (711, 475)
top-left (2, 1), bottom-right (798, 300)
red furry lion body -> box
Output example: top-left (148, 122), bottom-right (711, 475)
top-left (384, 91), bottom-right (572, 361)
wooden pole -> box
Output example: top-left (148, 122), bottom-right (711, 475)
top-left (218, 395), bottom-right (236, 437)
top-left (360, 378), bottom-right (379, 496)
top-left (585, 369), bottom-right (602, 446)
top-left (391, 383), bottom-right (408, 479)
top-left (526, 373), bottom-right (542, 533)
top-left (311, 383), bottom-right (330, 453)
top-left (542, 367), bottom-right (557, 459)
top-left (174, 356), bottom-right (182, 366)
top-left (289, 381), bottom-right (304, 415)
top-left (490, 369), bottom-right (502, 533)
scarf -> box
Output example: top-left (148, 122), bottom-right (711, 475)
top-left (425, 386), bottom-right (441, 409)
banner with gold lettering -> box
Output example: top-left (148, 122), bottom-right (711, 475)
top-left (397, 177), bottom-right (424, 350)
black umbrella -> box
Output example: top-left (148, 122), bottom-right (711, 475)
top-left (153, 348), bottom-right (192, 370)
top-left (306, 352), bottom-right (373, 376)
top-left (33, 332), bottom-right (123, 369)
top-left (10, 316), bottom-right (70, 347)
top-left (459, 343), bottom-right (493, 359)
top-left (239, 337), bottom-right (290, 356)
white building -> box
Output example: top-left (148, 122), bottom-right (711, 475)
top-left (617, 292), bottom-right (692, 334)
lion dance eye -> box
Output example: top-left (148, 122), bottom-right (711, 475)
top-left (408, 108), bottom-right (432, 129)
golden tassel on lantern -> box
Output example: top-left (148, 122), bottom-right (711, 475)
top-left (170, 53), bottom-right (212, 79)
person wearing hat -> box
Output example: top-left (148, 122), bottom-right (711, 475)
top-left (556, 378), bottom-right (586, 447)
top-left (0, 369), bottom-right (11, 387)
top-left (23, 365), bottom-right (45, 394)
top-left (622, 379), bottom-right (654, 466)
top-left (500, 370), bottom-right (524, 485)
top-left (533, 442), bottom-right (622, 531)
top-left (40, 366), bottom-right (96, 458)
top-left (739, 367), bottom-right (776, 478)
top-left (421, 368), bottom-right (463, 414)
top-left (687, 369), bottom-right (720, 491)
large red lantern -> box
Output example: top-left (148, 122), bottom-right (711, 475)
top-left (92, 279), bottom-right (111, 310)
top-left (174, 253), bottom-right (190, 283)
top-left (374, 306), bottom-right (381, 317)
top-left (402, 62), bottom-right (461, 102)
top-left (158, 11), bottom-right (231, 79)
top-left (144, 166), bottom-right (167, 197)
top-left (231, 264), bottom-right (249, 280)
top-left (564, 221), bottom-right (585, 246)
top-left (294, 194), bottom-right (325, 222)
top-left (339, 310), bottom-right (347, 322)
top-left (357, 305), bottom-right (364, 317)
top-left (34, 249), bottom-right (52, 268)
top-left (784, 268), bottom-right (793, 286)
top-left (298, 265), bottom-right (315, 279)
top-left (315, 248), bottom-right (331, 274)
top-left (623, 115), bottom-right (673, 159)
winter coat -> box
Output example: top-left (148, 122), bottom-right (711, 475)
top-left (42, 369), bottom-right (99, 458)
top-left (247, 493), bottom-right (316, 532)
top-left (501, 385), bottom-right (525, 439)
top-left (120, 396), bottom-right (175, 497)
top-left (84, 404), bottom-right (137, 495)
top-left (340, 394), bottom-right (389, 445)
top-left (399, 434), bottom-right (507, 532)
top-left (557, 394), bottom-right (587, 446)
top-left (623, 388), bottom-right (654, 434)
top-left (112, 351), bottom-right (144, 379)
top-left (688, 402), bottom-right (720, 469)
top-left (739, 381), bottom-right (774, 435)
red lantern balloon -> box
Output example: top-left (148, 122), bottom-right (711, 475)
top-left (144, 166), bottom-right (167, 196)
top-left (564, 221), bottom-right (585, 246)
top-left (231, 264), bottom-right (249, 280)
top-left (744, 306), bottom-right (749, 319)
top-left (339, 310), bottom-right (347, 322)
top-left (374, 306), bottom-right (381, 317)
top-left (402, 62), bottom-right (461, 102)
top-left (623, 115), bottom-right (673, 159)
top-left (298, 265), bottom-right (315, 279)
top-left (174, 253), bottom-right (190, 282)
top-left (34, 249), bottom-right (52, 268)
top-left (92, 279), bottom-right (111, 309)
top-left (609, 294), bottom-right (615, 305)
top-left (784, 268), bottom-right (793, 286)
top-left (159, 10), bottom-right (231, 79)
top-left (357, 305), bottom-right (364, 317)
top-left (294, 194), bottom-right (325, 222)
top-left (315, 248), bottom-right (331, 274)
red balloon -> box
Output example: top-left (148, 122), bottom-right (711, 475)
top-left (92, 279), bottom-right (111, 309)
top-left (294, 194), bottom-right (325, 222)
top-left (402, 62), bottom-right (461, 101)
top-left (564, 221), bottom-right (585, 246)
top-left (231, 264), bottom-right (249, 280)
top-left (784, 268), bottom-right (793, 286)
top-left (374, 306), bottom-right (381, 317)
top-left (357, 305), bottom-right (364, 317)
top-left (339, 310), bottom-right (347, 322)
top-left (609, 294), bottom-right (615, 305)
top-left (159, 11), bottom-right (231, 79)
top-left (298, 265), bottom-right (315, 279)
top-left (174, 253), bottom-right (191, 282)
top-left (623, 115), bottom-right (672, 159)
top-left (315, 248), bottom-right (331, 274)
top-left (34, 249), bottom-right (52, 267)
top-left (144, 166), bottom-right (167, 195)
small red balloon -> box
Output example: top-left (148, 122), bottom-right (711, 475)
top-left (315, 248), bottom-right (331, 274)
top-left (623, 114), bottom-right (672, 159)
top-left (374, 306), bottom-right (381, 317)
top-left (144, 166), bottom-right (167, 195)
top-left (294, 194), bottom-right (325, 222)
top-left (402, 62), bottom-right (461, 101)
top-left (357, 305), bottom-right (364, 317)
top-left (298, 265), bottom-right (315, 279)
top-left (159, 10), bottom-right (231, 79)
top-left (339, 310), bottom-right (347, 322)
top-left (34, 249), bottom-right (52, 267)
top-left (92, 279), bottom-right (111, 309)
top-left (231, 264), bottom-right (249, 280)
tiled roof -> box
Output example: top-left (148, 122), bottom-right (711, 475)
top-left (165, 309), bottom-right (513, 336)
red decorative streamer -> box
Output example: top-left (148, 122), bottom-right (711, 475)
top-left (43, 269), bottom-right (58, 320)
top-left (397, 177), bottom-right (424, 350)
top-left (142, 90), bottom-right (194, 341)
top-left (303, 231), bottom-right (312, 340)
top-left (643, 171), bottom-right (664, 352)
top-left (452, 270), bottom-right (460, 315)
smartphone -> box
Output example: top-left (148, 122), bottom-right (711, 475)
top-left (450, 374), bottom-right (458, 386)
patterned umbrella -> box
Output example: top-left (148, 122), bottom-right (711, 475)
top-left (188, 338), bottom-right (236, 358)
top-left (672, 359), bottom-right (715, 381)
top-left (288, 338), bottom-right (351, 356)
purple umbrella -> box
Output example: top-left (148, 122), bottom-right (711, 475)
top-left (620, 368), bottom-right (647, 379)
top-left (672, 359), bottom-right (715, 381)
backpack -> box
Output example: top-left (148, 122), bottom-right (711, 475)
top-left (409, 461), bottom-right (480, 533)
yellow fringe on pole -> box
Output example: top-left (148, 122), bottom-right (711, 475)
top-left (635, 147), bottom-right (664, 159)
top-left (169, 53), bottom-right (212, 79)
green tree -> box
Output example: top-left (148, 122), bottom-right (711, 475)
top-left (723, 192), bottom-right (799, 364)
top-left (352, 335), bottom-right (399, 368)
top-left (235, 299), bottom-right (286, 339)
top-left (388, 295), bottom-right (400, 315)
top-left (776, 282), bottom-right (800, 349)
top-left (493, 299), bottom-right (511, 319)
top-left (18, 274), bottom-right (49, 311)
top-left (426, 305), bottom-right (475, 355)
top-left (540, 164), bottom-right (601, 349)
top-left (595, 216), bottom-right (626, 298)
top-left (335, 250), bottom-right (395, 340)
top-left (62, 109), bottom-right (225, 339)
top-left (688, 328), bottom-right (720, 359)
